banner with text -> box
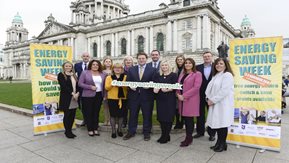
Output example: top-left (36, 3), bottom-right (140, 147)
top-left (227, 37), bottom-right (283, 151)
top-left (30, 44), bottom-right (72, 135)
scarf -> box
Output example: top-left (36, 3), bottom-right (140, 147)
top-left (111, 74), bottom-right (125, 109)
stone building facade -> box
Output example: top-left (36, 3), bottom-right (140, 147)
top-left (3, 0), bottom-right (241, 80)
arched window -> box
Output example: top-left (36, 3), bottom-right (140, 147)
top-left (138, 36), bottom-right (144, 53)
top-left (93, 43), bottom-right (98, 57)
top-left (106, 41), bottom-right (111, 56)
top-left (156, 33), bottom-right (164, 51)
top-left (182, 32), bottom-right (192, 50)
top-left (121, 38), bottom-right (127, 55)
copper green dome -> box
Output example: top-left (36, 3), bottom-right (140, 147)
top-left (12, 12), bottom-right (23, 24)
top-left (241, 15), bottom-right (251, 27)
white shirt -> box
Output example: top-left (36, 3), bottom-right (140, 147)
top-left (82, 62), bottom-right (88, 71)
top-left (92, 75), bottom-right (103, 92)
top-left (152, 61), bottom-right (160, 68)
top-left (203, 63), bottom-right (212, 80)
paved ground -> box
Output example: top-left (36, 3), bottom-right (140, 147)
top-left (0, 108), bottom-right (288, 163)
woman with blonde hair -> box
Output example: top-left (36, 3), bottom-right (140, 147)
top-left (103, 57), bottom-right (113, 126)
top-left (105, 63), bottom-right (128, 138)
top-left (58, 61), bottom-right (79, 138)
top-left (153, 60), bottom-right (178, 144)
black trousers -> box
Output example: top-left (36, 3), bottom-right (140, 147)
top-left (183, 116), bottom-right (194, 137)
top-left (82, 92), bottom-right (103, 131)
top-left (63, 109), bottom-right (76, 134)
top-left (215, 127), bottom-right (228, 144)
top-left (159, 121), bottom-right (172, 137)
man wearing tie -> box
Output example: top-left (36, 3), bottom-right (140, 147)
top-left (147, 50), bottom-right (161, 70)
top-left (123, 52), bottom-right (156, 141)
top-left (74, 52), bottom-right (90, 126)
top-left (194, 51), bottom-right (216, 141)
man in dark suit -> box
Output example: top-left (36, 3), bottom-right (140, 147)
top-left (74, 52), bottom-right (90, 126)
top-left (194, 51), bottom-right (216, 141)
top-left (123, 52), bottom-right (156, 141)
top-left (147, 50), bottom-right (161, 70)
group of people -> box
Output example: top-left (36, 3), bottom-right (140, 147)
top-left (57, 49), bottom-right (234, 152)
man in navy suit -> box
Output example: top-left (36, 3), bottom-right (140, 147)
top-left (147, 50), bottom-right (161, 70)
top-left (194, 51), bottom-right (216, 141)
top-left (123, 52), bottom-right (156, 141)
top-left (74, 52), bottom-right (90, 126)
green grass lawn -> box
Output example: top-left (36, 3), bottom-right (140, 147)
top-left (0, 83), bottom-right (158, 124)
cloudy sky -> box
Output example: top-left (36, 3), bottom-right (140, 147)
top-left (0, 0), bottom-right (288, 44)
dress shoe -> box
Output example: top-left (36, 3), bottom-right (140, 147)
top-left (157, 135), bottom-right (165, 143)
top-left (111, 133), bottom-right (117, 138)
top-left (117, 131), bottom-right (123, 137)
top-left (214, 143), bottom-right (227, 152)
top-left (144, 134), bottom-right (151, 141)
top-left (209, 136), bottom-right (215, 141)
top-left (210, 144), bottom-right (220, 150)
top-left (123, 133), bottom-right (135, 140)
top-left (65, 133), bottom-right (75, 139)
top-left (159, 135), bottom-right (170, 144)
top-left (193, 133), bottom-right (204, 138)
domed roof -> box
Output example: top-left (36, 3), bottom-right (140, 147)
top-left (12, 12), bottom-right (23, 24)
top-left (241, 15), bottom-right (251, 27)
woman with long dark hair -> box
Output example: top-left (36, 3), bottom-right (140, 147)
top-left (176, 58), bottom-right (202, 147)
top-left (206, 58), bottom-right (234, 152)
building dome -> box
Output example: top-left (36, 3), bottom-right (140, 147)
top-left (241, 15), bottom-right (251, 27)
top-left (12, 12), bottom-right (23, 24)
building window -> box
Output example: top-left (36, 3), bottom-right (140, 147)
top-left (93, 43), bottom-right (98, 57)
top-left (106, 41), bottom-right (111, 56)
top-left (138, 36), bottom-right (144, 53)
top-left (183, 0), bottom-right (190, 6)
top-left (182, 32), bottom-right (192, 50)
top-left (156, 33), bottom-right (164, 51)
top-left (121, 38), bottom-right (127, 55)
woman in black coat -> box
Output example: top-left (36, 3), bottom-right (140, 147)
top-left (153, 60), bottom-right (178, 144)
top-left (58, 61), bottom-right (79, 139)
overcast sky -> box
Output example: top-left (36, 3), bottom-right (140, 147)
top-left (0, 0), bottom-right (288, 44)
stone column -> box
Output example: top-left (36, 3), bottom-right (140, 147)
top-left (202, 14), bottom-right (211, 49)
top-left (145, 27), bottom-right (149, 54)
top-left (23, 63), bottom-right (26, 79)
top-left (173, 20), bottom-right (178, 51)
top-left (87, 37), bottom-right (91, 55)
top-left (111, 7), bottom-right (115, 19)
top-left (127, 31), bottom-right (131, 55)
top-left (107, 6), bottom-right (110, 19)
top-left (70, 37), bottom-right (75, 60)
top-left (13, 65), bottom-right (16, 79)
top-left (97, 36), bottom-right (101, 57)
top-left (149, 26), bottom-right (154, 52)
top-left (101, 2), bottom-right (104, 18)
top-left (100, 35), bottom-right (104, 58)
top-left (197, 15), bottom-right (202, 49)
top-left (214, 22), bottom-right (220, 52)
top-left (111, 33), bottom-right (115, 57)
top-left (115, 32), bottom-right (119, 56)
top-left (131, 29), bottom-right (135, 56)
top-left (71, 11), bottom-right (74, 23)
top-left (166, 21), bottom-right (172, 52)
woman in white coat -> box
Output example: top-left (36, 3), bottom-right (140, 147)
top-left (205, 58), bottom-right (234, 152)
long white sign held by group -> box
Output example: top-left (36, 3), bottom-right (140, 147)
top-left (111, 80), bottom-right (183, 90)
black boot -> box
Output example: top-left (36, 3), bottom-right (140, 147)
top-left (159, 123), bottom-right (170, 144)
top-left (210, 139), bottom-right (221, 150)
top-left (214, 143), bottom-right (227, 152)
